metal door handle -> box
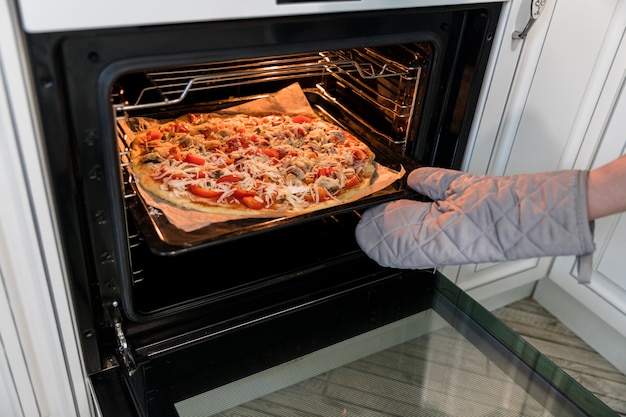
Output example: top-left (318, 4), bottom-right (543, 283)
top-left (513, 0), bottom-right (547, 39)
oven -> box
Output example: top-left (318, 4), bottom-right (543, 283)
top-left (7, 1), bottom-right (616, 416)
top-left (20, 4), bottom-right (496, 412)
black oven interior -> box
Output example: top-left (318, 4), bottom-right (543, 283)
top-left (26, 4), bottom-right (501, 380)
top-left (117, 45), bottom-right (430, 256)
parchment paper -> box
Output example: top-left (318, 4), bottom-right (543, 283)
top-left (130, 83), bottom-right (405, 232)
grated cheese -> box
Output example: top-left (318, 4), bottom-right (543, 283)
top-left (137, 114), bottom-right (374, 210)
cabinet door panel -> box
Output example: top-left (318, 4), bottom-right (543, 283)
top-left (597, 216), bottom-right (626, 293)
top-left (548, 23), bottom-right (626, 338)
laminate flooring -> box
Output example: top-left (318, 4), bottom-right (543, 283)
top-left (493, 297), bottom-right (626, 416)
top-left (206, 297), bottom-right (626, 417)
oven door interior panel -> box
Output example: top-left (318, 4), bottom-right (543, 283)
top-left (93, 270), bottom-right (441, 417)
top-left (25, 1), bottom-right (502, 389)
top-left (90, 272), bottom-right (619, 417)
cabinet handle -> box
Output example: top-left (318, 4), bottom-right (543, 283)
top-left (513, 0), bottom-right (547, 39)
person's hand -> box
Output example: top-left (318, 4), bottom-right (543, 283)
top-left (355, 167), bottom-right (595, 282)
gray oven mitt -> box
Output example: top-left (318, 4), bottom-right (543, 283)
top-left (355, 167), bottom-right (596, 283)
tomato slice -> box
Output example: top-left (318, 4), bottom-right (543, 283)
top-left (294, 127), bottom-right (306, 138)
top-left (184, 153), bottom-right (205, 165)
top-left (317, 166), bottom-right (335, 178)
top-left (138, 131), bottom-right (162, 143)
top-left (291, 115), bottom-right (312, 124)
top-left (259, 148), bottom-right (280, 158)
top-left (169, 146), bottom-right (183, 161)
top-left (172, 123), bottom-right (189, 133)
top-left (352, 149), bottom-right (368, 161)
top-left (242, 196), bottom-right (265, 210)
top-left (216, 174), bottom-right (242, 183)
top-left (189, 184), bottom-right (223, 199)
top-left (317, 187), bottom-right (332, 201)
top-left (345, 175), bottom-right (360, 189)
top-left (305, 187), bottom-right (331, 202)
top-left (233, 188), bottom-right (256, 199)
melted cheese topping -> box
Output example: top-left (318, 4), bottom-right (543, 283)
top-left (133, 114), bottom-right (374, 210)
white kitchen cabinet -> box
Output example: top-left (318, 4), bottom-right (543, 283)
top-left (535, 16), bottom-right (626, 373)
top-left (455, 0), bottom-right (626, 373)
top-left (451, 0), bottom-right (622, 286)
top-left (440, 0), bottom-right (563, 298)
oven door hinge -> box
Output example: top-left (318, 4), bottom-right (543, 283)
top-left (115, 321), bottom-right (137, 374)
top-left (111, 302), bottom-right (137, 375)
top-left (513, 0), bottom-right (547, 39)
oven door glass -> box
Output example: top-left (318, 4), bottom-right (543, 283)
top-left (90, 272), bottom-right (618, 417)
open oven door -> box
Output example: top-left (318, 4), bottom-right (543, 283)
top-left (89, 270), bottom-right (619, 417)
top-left (89, 264), bottom-right (433, 417)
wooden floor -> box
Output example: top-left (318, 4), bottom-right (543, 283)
top-left (209, 297), bottom-right (626, 417)
top-left (493, 297), bottom-right (626, 417)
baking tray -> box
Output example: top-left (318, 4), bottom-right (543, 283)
top-left (123, 91), bottom-right (421, 256)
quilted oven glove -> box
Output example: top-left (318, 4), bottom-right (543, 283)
top-left (355, 167), bottom-right (596, 283)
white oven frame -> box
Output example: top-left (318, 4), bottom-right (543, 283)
top-left (18, 0), bottom-right (503, 33)
top-left (0, 0), bottom-right (557, 415)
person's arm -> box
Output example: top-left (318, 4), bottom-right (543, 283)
top-left (587, 154), bottom-right (626, 220)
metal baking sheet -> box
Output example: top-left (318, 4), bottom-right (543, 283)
top-left (123, 91), bottom-right (420, 256)
top-left (127, 169), bottom-right (415, 256)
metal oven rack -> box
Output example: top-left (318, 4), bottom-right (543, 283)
top-left (112, 49), bottom-right (427, 144)
top-left (112, 47), bottom-right (426, 258)
top-left (117, 123), bottom-right (146, 285)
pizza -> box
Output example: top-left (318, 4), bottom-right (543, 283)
top-left (128, 113), bottom-right (377, 217)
